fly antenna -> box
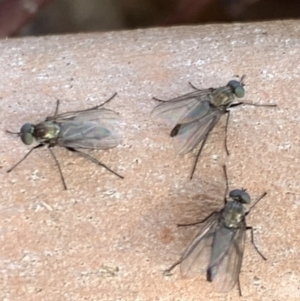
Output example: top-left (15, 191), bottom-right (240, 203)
top-left (240, 74), bottom-right (246, 85)
top-left (233, 74), bottom-right (246, 86)
top-left (6, 130), bottom-right (20, 135)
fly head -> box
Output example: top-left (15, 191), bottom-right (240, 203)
top-left (229, 189), bottom-right (251, 204)
top-left (227, 79), bottom-right (245, 99)
top-left (20, 123), bottom-right (34, 145)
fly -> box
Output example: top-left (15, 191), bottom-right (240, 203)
top-left (7, 93), bottom-right (124, 190)
top-left (165, 165), bottom-right (267, 295)
top-left (152, 75), bottom-right (276, 179)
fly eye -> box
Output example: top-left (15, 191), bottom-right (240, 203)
top-left (239, 191), bottom-right (251, 204)
top-left (20, 123), bottom-right (34, 145)
top-left (21, 133), bottom-right (33, 145)
top-left (20, 123), bottom-right (33, 134)
top-left (234, 86), bottom-right (245, 98)
top-left (229, 189), bottom-right (251, 204)
top-left (227, 80), bottom-right (245, 98)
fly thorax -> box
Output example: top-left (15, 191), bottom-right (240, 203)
top-left (222, 201), bottom-right (245, 228)
top-left (210, 89), bottom-right (233, 109)
top-left (34, 122), bottom-right (61, 141)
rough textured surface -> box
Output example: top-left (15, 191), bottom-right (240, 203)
top-left (0, 21), bottom-right (300, 300)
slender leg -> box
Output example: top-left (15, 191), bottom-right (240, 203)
top-left (248, 192), bottom-right (267, 213)
top-left (190, 129), bottom-right (211, 180)
top-left (6, 130), bottom-right (19, 135)
top-left (188, 82), bottom-right (214, 93)
top-left (54, 99), bottom-right (60, 116)
top-left (152, 96), bottom-right (168, 103)
top-left (237, 277), bottom-right (243, 296)
top-left (230, 102), bottom-right (276, 108)
top-left (48, 147), bottom-right (67, 190)
top-left (166, 212), bottom-right (217, 276)
top-left (229, 102), bottom-right (243, 108)
top-left (222, 165), bottom-right (229, 205)
top-left (66, 147), bottom-right (124, 179)
top-left (246, 226), bottom-right (267, 260)
top-left (224, 111), bottom-right (231, 155)
top-left (177, 212), bottom-right (217, 227)
top-left (242, 102), bottom-right (276, 107)
top-left (188, 81), bottom-right (201, 90)
top-left (7, 144), bottom-right (44, 173)
top-left (164, 259), bottom-right (181, 275)
top-left (74, 93), bottom-right (118, 112)
top-left (98, 92), bottom-right (117, 107)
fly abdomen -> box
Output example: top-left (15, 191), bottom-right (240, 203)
top-left (206, 266), bottom-right (217, 282)
top-left (170, 124), bottom-right (181, 137)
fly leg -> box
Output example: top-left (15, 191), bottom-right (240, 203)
top-left (237, 277), bottom-right (243, 296)
top-left (188, 81), bottom-right (201, 90)
top-left (84, 93), bottom-right (118, 111)
top-left (247, 192), bottom-right (267, 213)
top-left (66, 147), bottom-right (124, 179)
top-left (230, 102), bottom-right (276, 108)
top-left (164, 259), bottom-right (182, 276)
top-left (177, 211), bottom-right (217, 227)
top-left (7, 144), bottom-right (44, 173)
top-left (152, 96), bottom-right (169, 103)
top-left (98, 92), bottom-right (118, 107)
top-left (224, 102), bottom-right (244, 156)
top-left (69, 93), bottom-right (118, 113)
top-left (222, 164), bottom-right (229, 205)
top-left (246, 226), bottom-right (267, 260)
top-left (48, 147), bottom-right (67, 190)
top-left (164, 211), bottom-right (213, 276)
top-left (224, 110), bottom-right (231, 155)
top-left (53, 99), bottom-right (60, 116)
top-left (190, 127), bottom-right (212, 180)
top-left (224, 99), bottom-right (274, 156)
top-left (188, 81), bottom-right (214, 92)
top-left (229, 102), bottom-right (243, 108)
top-left (165, 211), bottom-right (217, 276)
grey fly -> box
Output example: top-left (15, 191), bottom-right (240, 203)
top-left (152, 75), bottom-right (276, 179)
top-left (7, 93), bottom-right (124, 189)
top-left (165, 166), bottom-right (267, 295)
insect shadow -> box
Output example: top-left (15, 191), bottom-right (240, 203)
top-left (164, 165), bottom-right (267, 296)
top-left (6, 93), bottom-right (124, 190)
top-left (152, 75), bottom-right (276, 179)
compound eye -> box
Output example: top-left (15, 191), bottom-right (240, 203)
top-left (234, 86), bottom-right (245, 98)
top-left (229, 189), bottom-right (251, 204)
top-left (21, 133), bottom-right (33, 145)
top-left (20, 123), bottom-right (33, 134)
top-left (227, 80), bottom-right (245, 98)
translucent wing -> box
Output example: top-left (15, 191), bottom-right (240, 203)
top-left (180, 213), bottom-right (219, 278)
top-left (152, 89), bottom-right (213, 126)
top-left (209, 222), bottom-right (246, 293)
top-left (54, 107), bottom-right (122, 150)
top-left (173, 109), bottom-right (222, 155)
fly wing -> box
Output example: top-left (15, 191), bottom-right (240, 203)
top-left (173, 109), bottom-right (222, 155)
top-left (55, 107), bottom-right (122, 150)
top-left (180, 213), bottom-right (219, 278)
top-left (152, 89), bottom-right (213, 126)
top-left (209, 222), bottom-right (246, 293)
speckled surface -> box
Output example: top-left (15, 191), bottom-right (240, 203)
top-left (0, 21), bottom-right (300, 300)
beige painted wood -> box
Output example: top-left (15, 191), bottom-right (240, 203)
top-left (0, 21), bottom-right (300, 300)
